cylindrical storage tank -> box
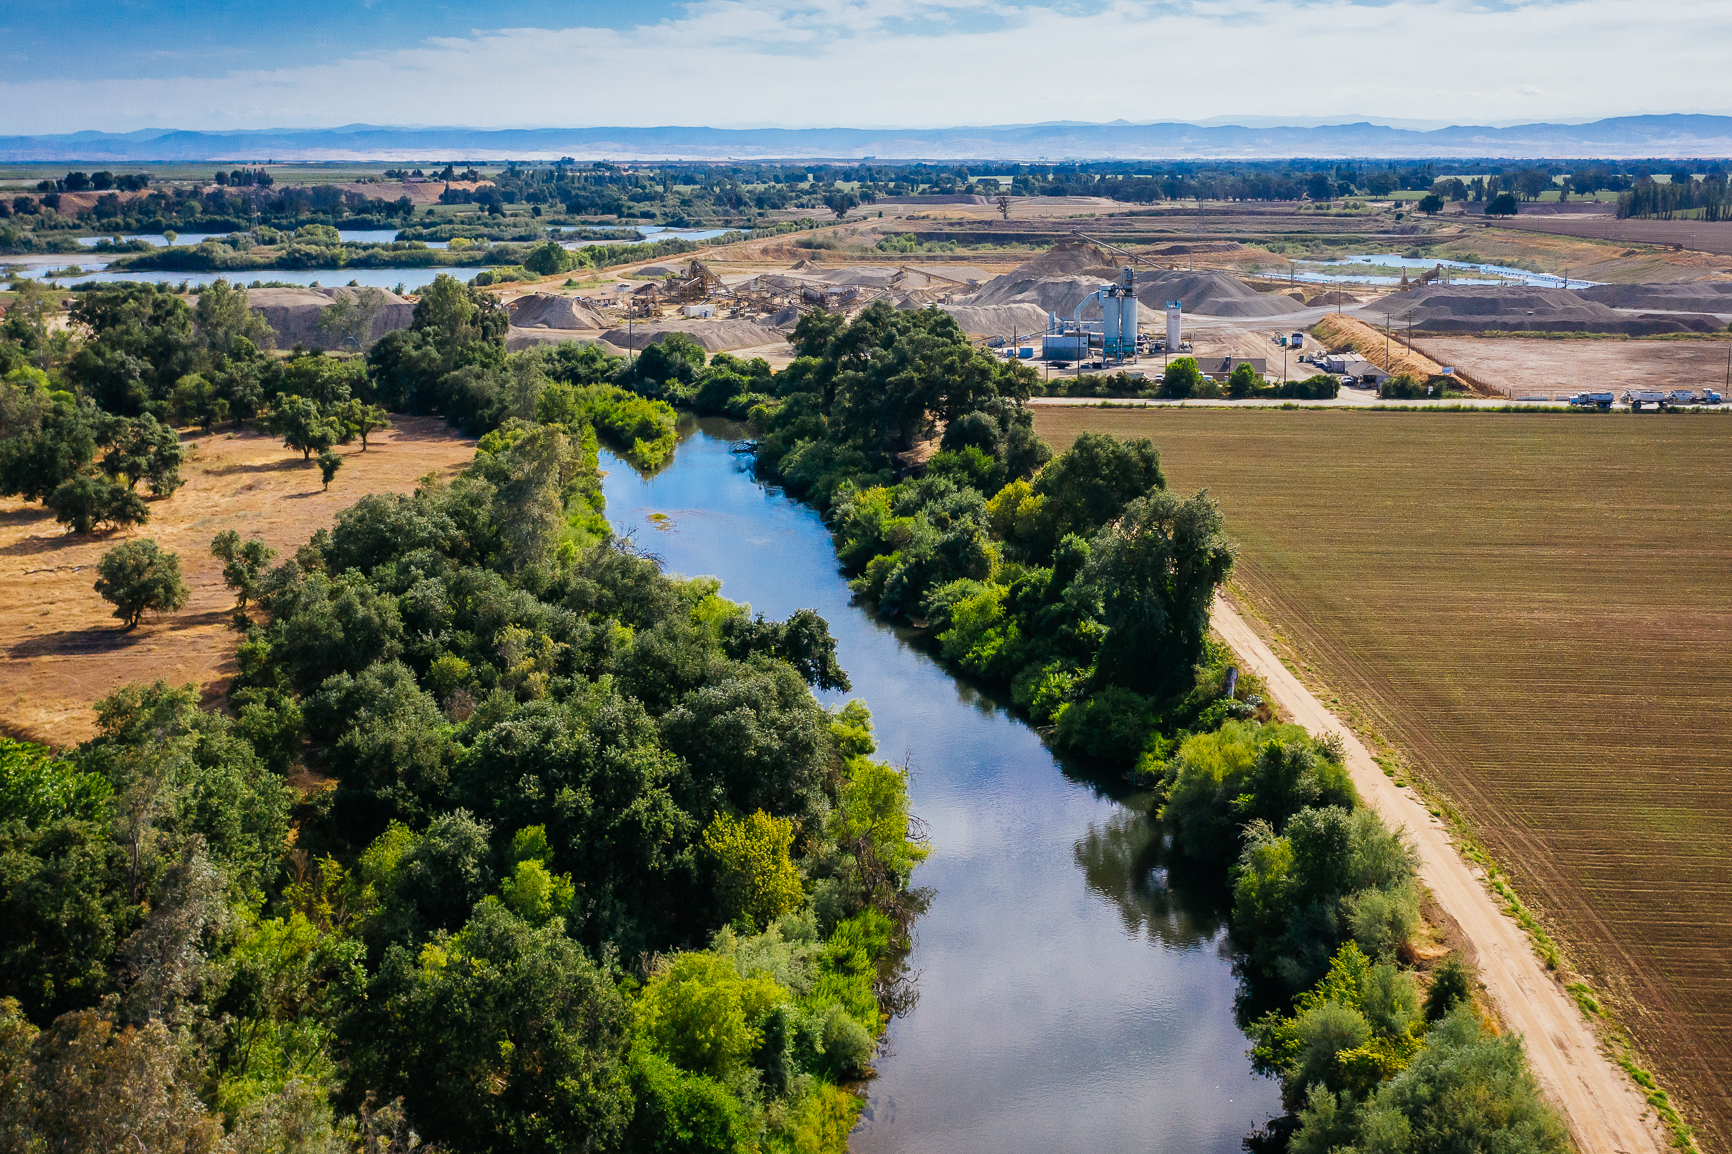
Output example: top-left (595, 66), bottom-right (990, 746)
top-left (1166, 301), bottom-right (1182, 349)
top-left (1120, 294), bottom-right (1138, 357)
top-left (1100, 296), bottom-right (1122, 359)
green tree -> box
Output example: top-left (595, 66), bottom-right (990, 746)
top-left (46, 474), bottom-right (149, 534)
top-left (94, 539), bottom-right (189, 628)
top-left (210, 530), bottom-right (276, 610)
top-left (337, 399), bottom-right (390, 450)
top-left (1227, 361), bottom-right (1261, 398)
top-left (1079, 488), bottom-right (1235, 696)
top-left (1417, 193), bottom-right (1444, 216)
top-left (0, 374), bottom-right (95, 501)
top-left (1158, 355), bottom-right (1204, 399)
top-left (193, 278), bottom-right (274, 354)
top-left (316, 450), bottom-right (342, 491)
top-left (97, 413), bottom-right (185, 495)
top-left (344, 900), bottom-right (635, 1154)
top-left (1486, 191), bottom-right (1519, 216)
top-left (265, 396), bottom-right (340, 461)
top-left (823, 189), bottom-right (860, 219)
top-left (701, 810), bottom-right (804, 930)
top-left (170, 373), bottom-right (229, 433)
top-left (315, 288), bottom-right (388, 351)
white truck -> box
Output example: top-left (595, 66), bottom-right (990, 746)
top-left (1622, 389), bottom-right (1672, 410)
top-left (1568, 391), bottom-right (1615, 410)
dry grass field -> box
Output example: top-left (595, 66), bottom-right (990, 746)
top-left (1413, 336), bottom-right (1732, 399)
top-left (1035, 406), bottom-right (1732, 1150)
top-left (0, 417), bottom-right (474, 747)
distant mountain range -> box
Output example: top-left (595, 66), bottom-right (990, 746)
top-left (4, 115), bottom-right (1731, 163)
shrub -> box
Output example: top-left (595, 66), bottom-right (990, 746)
top-left (46, 474), bottom-right (148, 534)
top-left (93, 538), bottom-right (189, 628)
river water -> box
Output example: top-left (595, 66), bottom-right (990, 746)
top-left (599, 421), bottom-right (1280, 1153)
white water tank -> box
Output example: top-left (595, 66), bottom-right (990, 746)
top-left (1166, 301), bottom-right (1182, 349)
top-left (1119, 293), bottom-right (1138, 355)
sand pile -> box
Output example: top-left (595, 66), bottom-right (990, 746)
top-left (244, 286), bottom-right (413, 351)
top-left (602, 320), bottom-right (787, 353)
top-left (1372, 285), bottom-right (1723, 334)
top-left (822, 267), bottom-right (902, 287)
top-left (506, 330), bottom-right (628, 355)
top-left (934, 303), bottom-right (1053, 339)
top-left (1576, 282), bottom-right (1732, 313)
top-left (970, 274), bottom-right (1112, 315)
top-left (1134, 269), bottom-right (1307, 318)
top-left (965, 241), bottom-right (1119, 313)
top-left (508, 293), bottom-right (608, 330)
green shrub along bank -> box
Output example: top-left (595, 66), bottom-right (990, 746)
top-left (0, 367), bottom-right (925, 1152)
top-left (1034, 359), bottom-right (1341, 402)
top-left (1154, 721), bottom-right (1571, 1151)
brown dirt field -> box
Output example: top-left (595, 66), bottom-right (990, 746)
top-left (1486, 215), bottom-right (1732, 257)
top-left (0, 417), bottom-right (474, 748)
top-left (1413, 335), bottom-right (1732, 398)
top-left (1034, 407), bottom-right (1732, 1150)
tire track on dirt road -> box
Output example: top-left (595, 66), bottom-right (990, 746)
top-left (1211, 596), bottom-right (1663, 1154)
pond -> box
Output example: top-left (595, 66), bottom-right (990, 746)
top-left (599, 421), bottom-right (1280, 1154)
top-left (1273, 253), bottom-right (1597, 289)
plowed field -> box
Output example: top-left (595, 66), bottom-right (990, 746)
top-left (1034, 407), bottom-right (1732, 1150)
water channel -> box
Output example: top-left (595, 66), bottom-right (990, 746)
top-left (599, 421), bottom-right (1280, 1154)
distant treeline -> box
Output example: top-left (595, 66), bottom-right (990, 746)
top-left (1617, 171), bottom-right (1730, 220)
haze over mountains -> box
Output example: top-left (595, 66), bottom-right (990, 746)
top-left (5, 115), bottom-right (1732, 162)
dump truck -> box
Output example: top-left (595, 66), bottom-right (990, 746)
top-left (1667, 389), bottom-right (1699, 406)
top-left (1622, 389), bottom-right (1671, 410)
top-left (1569, 391), bottom-right (1615, 410)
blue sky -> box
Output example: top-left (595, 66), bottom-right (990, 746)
top-left (3, 0), bottom-right (1729, 134)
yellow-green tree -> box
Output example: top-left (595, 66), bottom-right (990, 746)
top-left (701, 810), bottom-right (803, 930)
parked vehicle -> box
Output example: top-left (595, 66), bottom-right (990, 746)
top-left (1667, 389), bottom-right (1698, 406)
top-left (1569, 391), bottom-right (1615, 410)
top-left (1622, 389), bottom-right (1672, 410)
top-left (1701, 389), bottom-right (1723, 405)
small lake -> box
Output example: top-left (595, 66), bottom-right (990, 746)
top-left (1278, 253), bottom-right (1597, 289)
top-left (600, 422), bottom-right (1280, 1154)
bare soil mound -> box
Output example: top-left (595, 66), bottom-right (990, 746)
top-left (969, 273), bottom-right (1112, 315)
top-left (1008, 239), bottom-right (1122, 279)
top-left (508, 293), bottom-right (609, 330)
top-left (602, 320), bottom-right (787, 353)
top-left (1135, 269), bottom-right (1307, 318)
top-left (935, 303), bottom-right (1053, 338)
top-left (244, 286), bottom-right (413, 351)
top-left (1576, 281), bottom-right (1732, 313)
top-left (1373, 285), bottom-right (1723, 334)
top-left (505, 329), bottom-right (627, 355)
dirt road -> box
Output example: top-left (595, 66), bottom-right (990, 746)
top-left (1210, 597), bottom-right (1662, 1154)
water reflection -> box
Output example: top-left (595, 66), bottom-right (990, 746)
top-left (599, 423), bottom-right (1280, 1153)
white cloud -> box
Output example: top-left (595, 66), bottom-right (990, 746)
top-left (2, 0), bottom-right (1729, 134)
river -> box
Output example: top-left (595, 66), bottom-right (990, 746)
top-left (599, 420), bottom-right (1280, 1153)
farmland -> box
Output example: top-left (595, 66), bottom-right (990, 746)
top-left (1034, 406), bottom-right (1732, 1149)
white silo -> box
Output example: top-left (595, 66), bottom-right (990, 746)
top-left (1165, 301), bottom-right (1182, 350)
